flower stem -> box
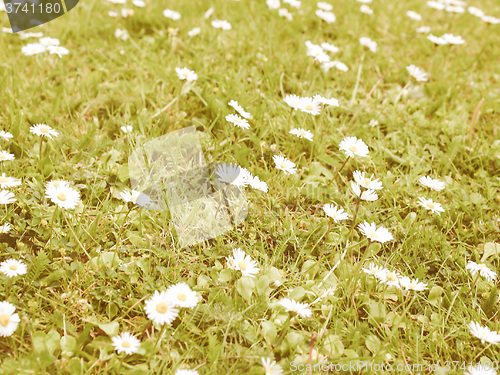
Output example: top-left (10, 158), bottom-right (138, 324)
top-left (394, 80), bottom-right (411, 105)
top-left (39, 138), bottom-right (44, 176)
top-left (337, 157), bottom-right (349, 174)
top-left (62, 210), bottom-right (90, 259)
top-left (273, 314), bottom-right (292, 348)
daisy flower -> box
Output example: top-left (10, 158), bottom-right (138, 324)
top-left (0, 151), bottom-right (15, 162)
top-left (114, 28), bottom-right (129, 41)
top-left (111, 332), bottom-right (141, 355)
top-left (481, 15), bottom-right (500, 24)
top-left (442, 33), bottom-right (465, 45)
top-left (261, 357), bottom-right (283, 375)
top-left (352, 170), bottom-right (383, 190)
top-left (351, 183), bottom-right (378, 201)
top-left (204, 7), bottom-right (214, 18)
top-left (358, 221), bottom-right (393, 243)
top-left (175, 369), bottom-right (199, 375)
top-left (249, 175), bottom-right (268, 192)
top-left (188, 27), bottom-right (201, 37)
top-left (359, 37), bottom-right (377, 52)
top-left (289, 128), bottom-right (313, 141)
top-left (45, 180), bottom-right (69, 190)
top-left (417, 197), bottom-right (445, 215)
top-left (445, 5), bottom-right (464, 13)
top-left (121, 8), bottom-right (134, 18)
top-left (119, 189), bottom-right (142, 204)
top-left (278, 298), bottom-right (312, 318)
top-left (132, 0), bottom-right (146, 7)
top-left (418, 176), bottom-right (445, 191)
top-left (144, 291), bottom-right (179, 325)
top-left (278, 8), bottom-right (293, 21)
top-left (273, 155), bottom-right (297, 175)
top-left (468, 322), bottom-right (500, 345)
top-left (0, 301), bottom-right (20, 337)
top-left (298, 97), bottom-right (321, 115)
top-left (19, 31), bottom-right (44, 39)
top-left (107, 0), bottom-right (125, 3)
top-left (315, 9), bottom-right (336, 23)
top-left (339, 136), bottom-right (369, 158)
top-left (466, 261), bottom-right (497, 282)
top-left (468, 7), bottom-right (484, 18)
top-left (163, 9), bottom-right (181, 20)
top-left (226, 114), bottom-right (250, 129)
top-left (360, 5), bottom-right (373, 14)
top-left (313, 95), bottom-right (339, 107)
top-left (322, 61), bottom-right (349, 72)
top-left (0, 259), bottom-right (27, 278)
top-left (369, 119), bottom-right (379, 127)
top-left (0, 174), bottom-right (21, 189)
top-left (165, 283), bottom-right (199, 309)
top-left (30, 124), bottom-right (59, 140)
top-left (48, 46), bottom-right (69, 58)
top-left (228, 100), bottom-right (251, 119)
top-left (45, 184), bottom-right (80, 210)
top-left (377, 269), bottom-right (401, 288)
top-left (211, 20), bottom-right (232, 30)
top-left (399, 277), bottom-right (428, 292)
top-left (0, 223), bottom-right (11, 234)
top-left (323, 204), bottom-right (349, 223)
top-left (321, 42), bottom-right (339, 53)
top-left (284, 94), bottom-right (303, 110)
top-left (416, 26), bottom-right (431, 33)
top-left (215, 163), bottom-right (251, 187)
top-left (317, 2), bottom-right (333, 11)
top-left (465, 364), bottom-right (497, 375)
top-left (0, 190), bottom-right (16, 205)
top-left (284, 0), bottom-right (300, 8)
top-left (0, 131), bottom-right (13, 141)
top-left (406, 10), bottom-right (422, 21)
top-left (306, 43), bottom-right (330, 63)
top-left (40, 37), bottom-right (60, 47)
top-left (121, 125), bottom-right (133, 133)
top-left (175, 67), bottom-right (198, 81)
top-left (427, 1), bottom-right (445, 10)
top-left (226, 248), bottom-right (260, 278)
top-left (266, 0), bottom-right (280, 9)
top-left (407, 65), bottom-right (429, 82)
top-left (362, 263), bottom-right (386, 278)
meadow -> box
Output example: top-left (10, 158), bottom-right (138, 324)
top-left (0, 0), bottom-right (499, 373)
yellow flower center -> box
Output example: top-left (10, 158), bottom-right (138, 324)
top-left (156, 302), bottom-right (168, 314)
top-left (386, 272), bottom-right (397, 282)
top-left (305, 104), bottom-right (314, 111)
top-left (57, 193), bottom-right (67, 201)
top-left (0, 154), bottom-right (6, 160)
top-left (183, 72), bottom-right (189, 78)
top-left (479, 264), bottom-right (488, 270)
top-left (39, 125), bottom-right (50, 134)
top-left (426, 202), bottom-right (435, 209)
top-left (122, 340), bottom-right (131, 348)
top-left (408, 282), bottom-right (417, 290)
top-left (0, 177), bottom-right (8, 183)
top-left (177, 293), bottom-right (187, 302)
top-left (0, 314), bottom-right (10, 327)
top-left (368, 231), bottom-right (377, 238)
top-left (349, 145), bottom-right (358, 153)
top-left (9, 264), bottom-right (17, 270)
top-left (238, 260), bottom-right (248, 270)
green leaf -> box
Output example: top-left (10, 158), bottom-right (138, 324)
top-left (218, 269), bottom-right (233, 283)
top-left (255, 275), bottom-right (271, 296)
top-left (98, 321), bottom-right (120, 337)
top-left (365, 334), bottom-right (381, 354)
top-left (290, 286), bottom-right (306, 300)
top-left (323, 334), bottom-right (344, 358)
top-left (61, 335), bottom-right (77, 356)
top-left (236, 276), bottom-right (255, 302)
top-left (367, 300), bottom-right (386, 323)
top-left (261, 321), bottom-right (277, 341)
top-left (427, 286), bottom-right (443, 307)
top-left (481, 242), bottom-right (500, 262)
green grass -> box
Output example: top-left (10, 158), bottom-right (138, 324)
top-left (0, 0), bottom-right (499, 373)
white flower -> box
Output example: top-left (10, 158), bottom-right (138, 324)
top-left (362, 263), bottom-right (386, 278)
top-left (360, 5), bottom-right (373, 14)
top-left (121, 8), bottom-right (134, 17)
top-left (468, 322), bottom-right (500, 345)
top-left (2, 28), bottom-right (13, 34)
top-left (121, 125), bottom-right (133, 133)
top-left (358, 221), bottom-right (393, 243)
top-left (175, 370), bottom-right (199, 375)
top-left (283, 0), bottom-right (300, 9)
top-left (187, 27), bottom-right (201, 37)
top-left (30, 124), bottom-right (59, 140)
top-left (369, 119), bottom-right (379, 127)
top-left (322, 61), bottom-right (348, 72)
top-left (19, 31), bottom-right (43, 39)
top-left (466, 261), bottom-right (497, 282)
top-left (216, 163), bottom-right (251, 187)
top-left (416, 26), bottom-right (431, 33)
top-left (351, 182), bottom-right (378, 201)
top-left (226, 248), bottom-right (260, 278)
top-left (0, 174), bottom-right (21, 189)
top-left (356, 0), bottom-right (372, 3)
top-left (339, 136), bottom-right (369, 158)
top-left (465, 364), bottom-right (497, 375)
top-left (313, 95), bottom-right (339, 107)
top-left (261, 357), bottom-right (283, 375)
top-left (468, 6), bottom-right (485, 18)
top-left (417, 197), bottom-right (445, 215)
top-left (418, 176), bottom-right (445, 191)
top-left (352, 170), bottom-right (383, 190)
top-left (48, 46), bottom-right (69, 58)
top-left (163, 9), bottom-right (181, 20)
top-left (306, 43), bottom-right (330, 63)
top-left (315, 9), bottom-right (336, 23)
top-left (427, 1), bottom-right (445, 10)
top-left (278, 298), bottom-right (312, 318)
top-left (166, 283), bottom-right (199, 309)
top-left (323, 204), bottom-right (349, 223)
top-left (298, 97), bottom-right (322, 115)
top-left (226, 114), bottom-right (250, 129)
top-left (45, 180), bottom-right (69, 190)
top-left (111, 332), bottom-right (141, 355)
top-left (0, 301), bottom-right (20, 337)
top-left (445, 5), bottom-right (464, 13)
top-left (144, 291), bottom-right (179, 325)
top-left (273, 155), bottom-right (297, 175)
top-left (46, 185), bottom-right (80, 210)
top-left (399, 277), bottom-right (428, 292)
top-left (321, 42), bottom-right (339, 53)
top-left (427, 34), bottom-right (448, 45)
top-left (0, 131), bottom-right (13, 141)
top-left (0, 151), bottom-right (15, 162)
top-left (406, 10), bottom-right (422, 21)
top-left (317, 2), bottom-right (333, 11)
top-left (132, 0), bottom-right (146, 7)
top-left (108, 11), bottom-right (118, 17)
top-left (22, 43), bottom-right (47, 56)
top-left (407, 65), bottom-right (429, 82)
top-left (481, 15), bottom-right (500, 24)
top-left (114, 28), bottom-right (129, 41)
top-left (0, 190), bottom-right (16, 205)
top-left (0, 259), bottom-right (27, 278)
top-left (278, 8), bottom-right (293, 21)
top-left (266, 0), bottom-right (280, 9)
top-left (377, 269), bottom-right (401, 288)
top-left (249, 175), bottom-right (268, 192)
top-left (107, 0), bottom-right (125, 3)
top-left (120, 189), bottom-right (141, 204)
top-left (175, 67), bottom-right (198, 81)
top-left (0, 223), bottom-right (11, 234)
top-left (289, 128), bottom-right (313, 141)
top-left (204, 7), bottom-right (214, 19)
top-left (284, 94), bottom-right (303, 110)
top-left (359, 37), bottom-right (377, 52)
top-left (228, 100), bottom-right (251, 119)
top-left (442, 33), bottom-right (465, 45)
top-left (39, 37), bottom-right (59, 46)
top-left (211, 20), bottom-right (232, 30)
